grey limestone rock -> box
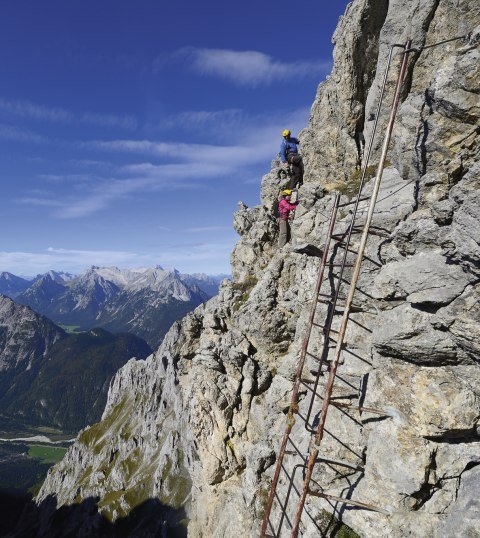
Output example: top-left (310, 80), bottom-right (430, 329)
top-left (371, 250), bottom-right (475, 305)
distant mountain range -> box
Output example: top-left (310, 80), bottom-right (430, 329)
top-left (0, 295), bottom-right (151, 433)
top-left (0, 272), bottom-right (31, 299)
top-left (0, 267), bottom-right (227, 348)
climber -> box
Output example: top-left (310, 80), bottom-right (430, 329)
top-left (278, 189), bottom-right (299, 248)
top-left (280, 129), bottom-right (304, 190)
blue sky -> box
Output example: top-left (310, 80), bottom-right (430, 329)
top-left (0, 0), bottom-right (349, 276)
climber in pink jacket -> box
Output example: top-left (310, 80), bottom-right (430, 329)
top-left (278, 189), bottom-right (299, 247)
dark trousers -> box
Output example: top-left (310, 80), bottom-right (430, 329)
top-left (286, 154), bottom-right (304, 189)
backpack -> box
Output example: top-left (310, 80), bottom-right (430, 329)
top-left (272, 198), bottom-right (280, 218)
top-left (271, 188), bottom-right (284, 218)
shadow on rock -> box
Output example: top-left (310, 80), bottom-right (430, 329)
top-left (3, 492), bottom-right (187, 538)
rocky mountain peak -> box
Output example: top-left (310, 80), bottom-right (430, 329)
top-left (0, 272), bottom-right (30, 298)
top-left (0, 294), bottom-right (65, 372)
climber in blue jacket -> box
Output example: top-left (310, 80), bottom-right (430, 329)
top-left (280, 129), bottom-right (304, 190)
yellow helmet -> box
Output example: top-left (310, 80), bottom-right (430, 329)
top-left (282, 129), bottom-right (291, 137)
top-left (281, 189), bottom-right (292, 196)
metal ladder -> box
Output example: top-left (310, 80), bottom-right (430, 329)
top-left (260, 41), bottom-right (413, 538)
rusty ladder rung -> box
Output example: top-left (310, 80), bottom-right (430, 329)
top-left (286, 438), bottom-right (306, 459)
top-left (332, 240), bottom-right (359, 254)
top-left (354, 225), bottom-right (390, 237)
top-left (340, 225), bottom-right (390, 238)
top-left (315, 455), bottom-right (364, 471)
top-left (335, 304), bottom-right (365, 313)
top-left (320, 272), bottom-right (350, 285)
top-left (318, 292), bottom-right (346, 300)
top-left (307, 490), bottom-right (391, 515)
top-left (311, 323), bottom-right (340, 336)
top-left (332, 401), bottom-right (392, 416)
top-left (316, 298), bottom-right (365, 313)
top-left (318, 297), bottom-right (348, 306)
top-left (338, 196), bottom-right (370, 208)
top-left (285, 451), bottom-right (364, 472)
top-left (299, 379), bottom-right (324, 396)
top-left (331, 232), bottom-right (361, 242)
top-left (305, 350), bottom-right (321, 362)
top-left (300, 379), bottom-right (360, 405)
top-left (305, 350), bottom-right (332, 363)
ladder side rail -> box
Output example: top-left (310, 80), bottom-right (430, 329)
top-left (299, 43), bottom-right (403, 432)
top-left (260, 193), bottom-right (341, 537)
top-left (290, 193), bottom-right (341, 410)
top-left (275, 462), bottom-right (306, 536)
top-left (291, 41), bottom-right (412, 538)
top-left (315, 41), bottom-right (412, 448)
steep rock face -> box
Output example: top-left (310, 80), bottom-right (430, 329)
top-left (0, 295), bottom-right (64, 373)
top-left (37, 1), bottom-right (479, 537)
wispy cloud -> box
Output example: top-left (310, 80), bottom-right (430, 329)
top-left (0, 244), bottom-right (233, 275)
top-left (49, 171), bottom-right (205, 219)
top-left (81, 112), bottom-right (138, 130)
top-left (0, 247), bottom-right (145, 275)
top-left (170, 48), bottom-right (331, 87)
top-left (37, 173), bottom-right (100, 183)
top-left (184, 226), bottom-right (231, 233)
top-left (155, 108), bottom-right (244, 131)
top-left (18, 161), bottom-right (220, 219)
top-left (15, 197), bottom-right (64, 207)
top-left (0, 98), bottom-right (71, 122)
top-left (87, 139), bottom-right (267, 165)
top-left (0, 123), bottom-right (47, 144)
top-left (16, 106), bottom-right (309, 219)
top-left (152, 241), bottom-right (234, 271)
top-left (89, 105), bottom-right (309, 163)
top-left (0, 97), bottom-right (137, 130)
top-left (149, 106), bottom-right (310, 146)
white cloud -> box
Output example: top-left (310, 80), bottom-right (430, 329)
top-left (0, 244), bottom-right (233, 275)
top-left (15, 197), bottom-right (64, 207)
top-left (16, 107), bottom-right (309, 219)
top-left (155, 108), bottom-right (244, 131)
top-left (0, 247), bottom-right (142, 275)
top-left (175, 48), bottom-right (331, 87)
top-left (147, 106), bottom-right (309, 148)
top-left (0, 123), bottom-right (47, 144)
top-left (153, 241), bottom-right (234, 273)
top-left (86, 107), bottom-right (308, 166)
top-left (18, 161), bottom-right (219, 219)
top-left (0, 98), bottom-right (71, 122)
top-left (89, 139), bottom-right (264, 165)
top-left (0, 97), bottom-right (137, 130)
top-left (49, 171), bottom-right (205, 219)
top-left (37, 173), bottom-right (99, 183)
top-left (80, 112), bottom-right (138, 130)
top-left (184, 226), bottom-right (231, 233)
